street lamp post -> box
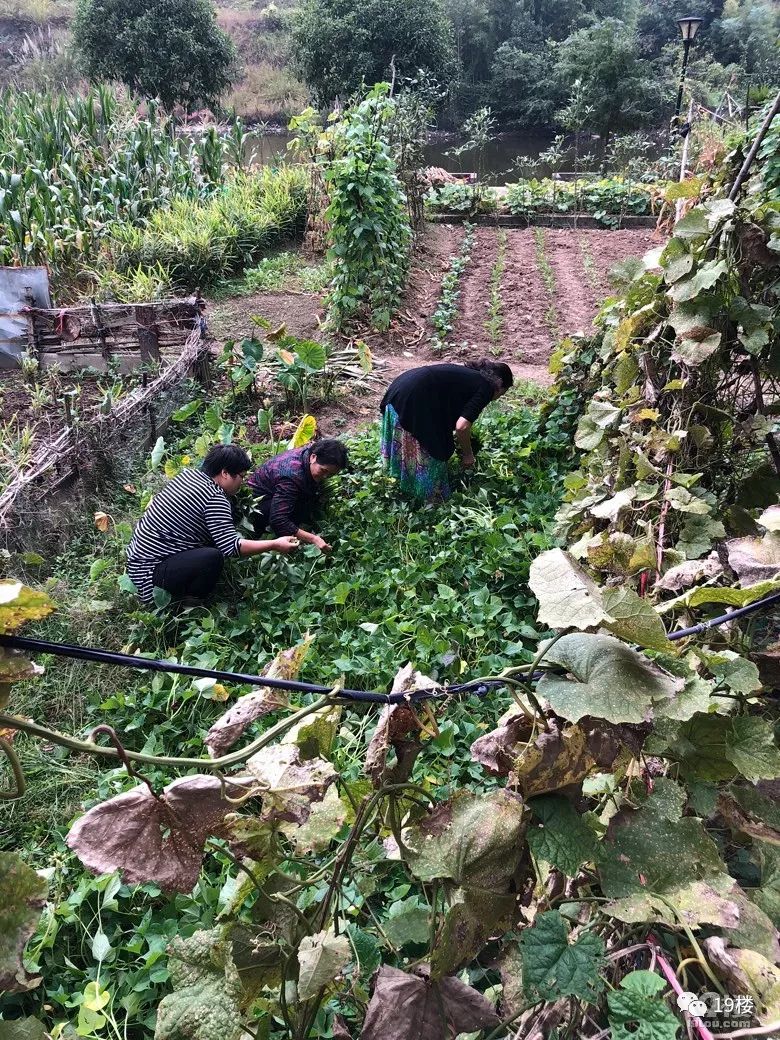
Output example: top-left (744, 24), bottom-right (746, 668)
top-left (673, 16), bottom-right (703, 129)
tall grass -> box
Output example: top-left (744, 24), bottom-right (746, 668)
top-left (101, 166), bottom-right (308, 295)
top-left (0, 85), bottom-right (263, 283)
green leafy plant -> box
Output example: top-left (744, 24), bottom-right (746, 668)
top-left (0, 87), bottom-right (251, 290)
top-left (430, 222), bottom-right (476, 349)
top-left (485, 228), bottom-right (507, 353)
top-left (319, 85), bottom-right (413, 332)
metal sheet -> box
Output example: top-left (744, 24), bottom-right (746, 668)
top-left (0, 267), bottom-right (52, 369)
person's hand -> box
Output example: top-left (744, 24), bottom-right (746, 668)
top-left (314, 536), bottom-right (333, 553)
top-left (274, 536), bottom-right (300, 554)
top-left (462, 452), bottom-right (476, 468)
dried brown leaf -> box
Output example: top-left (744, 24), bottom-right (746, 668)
top-left (66, 775), bottom-right (249, 894)
top-left (205, 639), bottom-right (313, 758)
top-left (364, 664), bottom-right (435, 788)
top-left (245, 744), bottom-right (336, 823)
top-left (512, 719), bottom-right (598, 798)
top-left (360, 965), bottom-right (500, 1040)
top-left (470, 710), bottom-right (529, 776)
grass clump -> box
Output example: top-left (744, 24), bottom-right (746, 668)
top-left (102, 167), bottom-right (308, 296)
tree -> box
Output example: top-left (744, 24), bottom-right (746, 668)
top-left (486, 41), bottom-right (562, 125)
top-left (556, 18), bottom-right (670, 144)
top-left (73, 0), bottom-right (237, 111)
top-left (291, 0), bottom-right (455, 105)
top-left (635, 0), bottom-right (724, 58)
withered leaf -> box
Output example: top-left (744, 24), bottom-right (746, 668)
top-left (703, 937), bottom-right (780, 1025)
top-left (245, 743), bottom-right (336, 824)
top-left (205, 638), bottom-right (313, 758)
top-left (512, 719), bottom-right (598, 798)
top-left (0, 853), bottom-right (47, 993)
top-left (67, 775), bottom-right (251, 894)
top-left (364, 664), bottom-right (435, 787)
top-left (205, 687), bottom-right (288, 759)
top-left (470, 710), bottom-right (529, 776)
top-left (404, 789), bottom-right (527, 891)
top-left (360, 965), bottom-right (500, 1040)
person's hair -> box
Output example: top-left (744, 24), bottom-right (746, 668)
top-left (465, 359), bottom-right (514, 392)
top-left (311, 438), bottom-right (348, 469)
top-left (201, 443), bottom-right (252, 477)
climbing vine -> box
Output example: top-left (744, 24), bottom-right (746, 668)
top-left (319, 85), bottom-right (412, 333)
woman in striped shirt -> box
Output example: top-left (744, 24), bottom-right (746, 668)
top-left (126, 444), bottom-right (299, 606)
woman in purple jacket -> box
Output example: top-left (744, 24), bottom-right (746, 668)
top-left (247, 438), bottom-right (348, 553)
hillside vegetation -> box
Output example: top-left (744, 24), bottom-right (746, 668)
top-left (1, 0), bottom-right (777, 126)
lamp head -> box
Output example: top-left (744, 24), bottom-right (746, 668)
top-left (677, 16), bottom-right (703, 41)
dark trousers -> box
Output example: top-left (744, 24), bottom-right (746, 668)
top-left (152, 548), bottom-right (224, 600)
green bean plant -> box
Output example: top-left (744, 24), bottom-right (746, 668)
top-left (319, 84), bottom-right (412, 332)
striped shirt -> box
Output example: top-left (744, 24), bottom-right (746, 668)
top-left (127, 468), bottom-right (241, 603)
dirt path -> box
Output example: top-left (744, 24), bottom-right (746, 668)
top-left (544, 230), bottom-right (598, 340)
top-left (500, 230), bottom-right (556, 378)
top-left (577, 228), bottom-right (657, 300)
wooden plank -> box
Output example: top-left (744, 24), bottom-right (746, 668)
top-left (135, 304), bottom-right (161, 364)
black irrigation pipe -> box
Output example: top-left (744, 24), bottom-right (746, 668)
top-left (1, 592), bottom-right (778, 705)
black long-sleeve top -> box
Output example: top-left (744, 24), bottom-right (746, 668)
top-left (380, 364), bottom-right (494, 461)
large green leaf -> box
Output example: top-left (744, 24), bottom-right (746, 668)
top-left (383, 897), bottom-right (430, 948)
top-left (658, 713), bottom-right (736, 782)
top-left (296, 929), bottom-right (350, 1001)
top-left (675, 514), bottom-right (726, 559)
top-left (537, 633), bottom-right (681, 724)
top-left (673, 208), bottom-right (708, 239)
top-left (155, 928), bottom-right (243, 1040)
top-left (725, 717), bottom-right (780, 783)
top-left (700, 649), bottom-right (762, 695)
top-left (293, 339), bottom-right (327, 371)
top-left (0, 853), bottom-right (47, 993)
top-left (668, 259), bottom-right (727, 303)
top-left (527, 795), bottom-right (600, 876)
top-left (607, 971), bottom-right (680, 1040)
top-left (519, 910), bottom-right (605, 1003)
top-left (528, 549), bottom-right (613, 631)
top-left (602, 587), bottom-right (672, 651)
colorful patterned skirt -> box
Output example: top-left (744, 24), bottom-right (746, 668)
top-left (380, 404), bottom-right (451, 502)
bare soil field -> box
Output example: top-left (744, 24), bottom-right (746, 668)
top-left (208, 222), bottom-right (660, 434)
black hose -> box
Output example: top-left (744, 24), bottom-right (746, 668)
top-left (0, 633), bottom-right (503, 704)
top-left (1, 591), bottom-right (777, 703)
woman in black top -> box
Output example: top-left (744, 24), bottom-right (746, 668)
top-left (380, 360), bottom-right (513, 501)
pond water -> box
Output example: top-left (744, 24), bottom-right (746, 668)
top-left (246, 129), bottom-right (555, 184)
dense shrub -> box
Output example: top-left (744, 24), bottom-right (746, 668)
top-left (73, 0), bottom-right (237, 111)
